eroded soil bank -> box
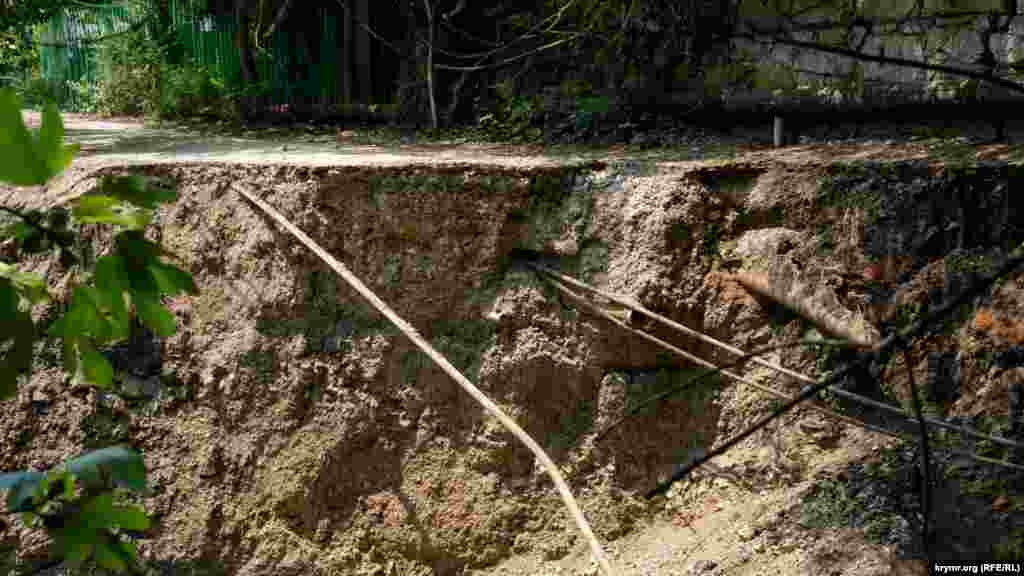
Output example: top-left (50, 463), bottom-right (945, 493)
top-left (3, 158), bottom-right (1024, 575)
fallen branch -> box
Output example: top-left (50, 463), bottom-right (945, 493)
top-left (232, 185), bottom-right (614, 576)
top-left (732, 271), bottom-right (877, 349)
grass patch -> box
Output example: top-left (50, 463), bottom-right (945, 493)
top-left (621, 367), bottom-right (722, 420)
top-left (255, 267), bottom-right (384, 353)
top-left (428, 318), bottom-right (496, 379)
top-left (548, 397), bottom-right (596, 454)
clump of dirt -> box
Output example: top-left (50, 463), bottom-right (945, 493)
top-left (3, 157), bottom-right (1024, 576)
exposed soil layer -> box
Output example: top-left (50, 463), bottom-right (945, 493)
top-left (2, 155), bottom-right (1024, 576)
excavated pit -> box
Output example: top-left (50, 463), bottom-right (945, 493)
top-left (7, 161), bottom-right (732, 575)
top-left (4, 158), bottom-right (1024, 575)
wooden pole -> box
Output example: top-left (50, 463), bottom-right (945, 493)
top-left (773, 114), bottom-right (785, 147)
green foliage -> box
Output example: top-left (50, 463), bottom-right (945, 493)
top-left (0, 28), bottom-right (39, 79)
top-left (0, 93), bottom-right (78, 185)
top-left (572, 95), bottom-right (609, 133)
top-left (95, 21), bottom-right (232, 120)
top-left (0, 0), bottom-right (67, 34)
top-left (0, 89), bottom-right (195, 571)
top-left (13, 76), bottom-right (61, 110)
top-left (159, 63), bottom-right (226, 119)
top-left (430, 319), bottom-right (495, 378)
top-left (0, 446), bottom-right (149, 572)
top-left (701, 222), bottom-right (723, 259)
top-left (65, 78), bottom-right (98, 114)
top-left (478, 79), bottom-right (541, 140)
top-left (95, 27), bottom-right (164, 117)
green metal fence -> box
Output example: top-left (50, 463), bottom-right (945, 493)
top-left (37, 4), bottom-right (138, 111)
top-left (169, 3), bottom-right (240, 89)
top-left (169, 0), bottom-right (342, 113)
top-left (40, 0), bottom-right (348, 115)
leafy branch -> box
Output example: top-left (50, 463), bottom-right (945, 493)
top-left (0, 89), bottom-right (197, 573)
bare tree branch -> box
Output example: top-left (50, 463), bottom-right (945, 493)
top-left (903, 348), bottom-right (935, 571)
top-left (332, 0), bottom-right (581, 73)
top-left (421, 0), bottom-right (437, 129)
top-left (262, 0), bottom-right (294, 39)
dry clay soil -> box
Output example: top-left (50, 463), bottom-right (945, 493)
top-left (2, 112), bottom-right (1024, 576)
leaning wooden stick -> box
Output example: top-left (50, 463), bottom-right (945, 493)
top-left (538, 273), bottom-right (1024, 472)
top-left (232, 185), bottom-right (614, 576)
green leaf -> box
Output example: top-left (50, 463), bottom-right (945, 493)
top-left (134, 292), bottom-right (176, 337)
top-left (0, 89), bottom-right (49, 186)
top-left (94, 538), bottom-right (128, 573)
top-left (36, 101), bottom-right (66, 177)
top-left (100, 175), bottom-right (177, 209)
top-left (33, 474), bottom-right (50, 503)
top-left (78, 340), bottom-right (114, 389)
top-left (3, 471), bottom-right (43, 512)
top-left (72, 195), bottom-right (119, 220)
top-left (62, 472), bottom-right (76, 500)
top-left (148, 262), bottom-right (198, 296)
top-left (54, 526), bottom-right (93, 568)
top-left (94, 256), bottom-right (132, 341)
top-left (0, 471), bottom-right (41, 491)
top-left (0, 262), bottom-right (49, 304)
top-left (63, 446), bottom-right (147, 493)
top-left (72, 195), bottom-right (152, 230)
top-left (115, 539), bottom-right (139, 565)
top-left (0, 278), bottom-right (16, 313)
top-left (2, 220), bottom-right (33, 241)
top-left (110, 505), bottom-right (150, 531)
top-left (79, 492), bottom-right (116, 530)
top-left (114, 231), bottom-right (161, 272)
top-left (63, 143), bottom-right (81, 169)
top-left (60, 334), bottom-right (79, 376)
top-left (0, 302), bottom-right (36, 399)
top-left (65, 287), bottom-right (108, 341)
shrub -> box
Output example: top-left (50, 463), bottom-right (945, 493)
top-left (16, 77), bottom-right (61, 109)
top-left (159, 63), bottom-right (223, 119)
top-left (95, 28), bottom-right (164, 117)
top-left (478, 78), bottom-right (542, 139)
top-left (65, 78), bottom-right (97, 114)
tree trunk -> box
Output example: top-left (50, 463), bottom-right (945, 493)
top-left (355, 0), bottom-right (371, 102)
top-left (235, 0), bottom-right (258, 123)
top-left (342, 0), bottom-right (352, 105)
top-left (422, 0), bottom-right (437, 129)
top-left (773, 115), bottom-right (785, 147)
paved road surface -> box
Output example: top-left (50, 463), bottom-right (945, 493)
top-left (11, 109), bottom-right (1022, 210)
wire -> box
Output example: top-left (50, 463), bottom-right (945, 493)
top-left (535, 271), bottom-right (1024, 473)
top-left (531, 263), bottom-right (1024, 452)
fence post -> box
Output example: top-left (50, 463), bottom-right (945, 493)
top-left (773, 114), bottom-right (785, 147)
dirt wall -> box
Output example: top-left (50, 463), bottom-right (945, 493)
top-left (4, 159), bottom-right (1024, 575)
